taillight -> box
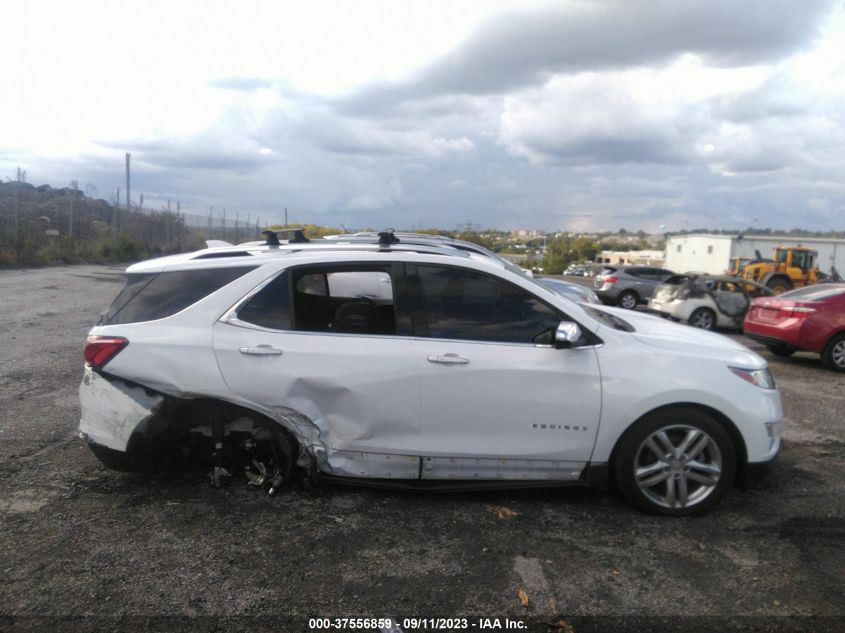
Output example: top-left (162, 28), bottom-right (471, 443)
top-left (604, 276), bottom-right (618, 284)
top-left (84, 336), bottom-right (128, 369)
top-left (779, 305), bottom-right (817, 318)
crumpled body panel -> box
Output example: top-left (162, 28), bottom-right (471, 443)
top-left (79, 366), bottom-right (164, 451)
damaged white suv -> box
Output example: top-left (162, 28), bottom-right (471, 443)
top-left (79, 231), bottom-right (782, 516)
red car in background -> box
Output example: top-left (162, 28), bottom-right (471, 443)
top-left (744, 284), bottom-right (845, 372)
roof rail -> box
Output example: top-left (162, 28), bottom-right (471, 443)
top-left (276, 242), bottom-right (472, 259)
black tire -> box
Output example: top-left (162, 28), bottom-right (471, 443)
top-left (87, 442), bottom-right (147, 472)
top-left (766, 278), bottom-right (792, 294)
top-left (821, 333), bottom-right (845, 372)
top-left (613, 408), bottom-right (737, 517)
top-left (617, 290), bottom-right (639, 310)
top-left (766, 345), bottom-right (795, 358)
top-left (688, 307), bottom-right (717, 330)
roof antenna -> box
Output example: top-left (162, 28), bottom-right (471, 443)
top-left (378, 230), bottom-right (399, 247)
top-left (262, 230), bottom-right (280, 247)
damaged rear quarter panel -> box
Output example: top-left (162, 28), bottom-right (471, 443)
top-left (86, 266), bottom-right (278, 399)
top-left (79, 366), bottom-right (164, 451)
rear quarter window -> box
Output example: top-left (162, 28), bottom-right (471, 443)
top-left (104, 266), bottom-right (257, 324)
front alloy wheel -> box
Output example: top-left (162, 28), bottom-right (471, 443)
top-left (615, 409), bottom-right (736, 516)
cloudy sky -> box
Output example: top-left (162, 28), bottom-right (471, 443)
top-left (2, 0), bottom-right (844, 232)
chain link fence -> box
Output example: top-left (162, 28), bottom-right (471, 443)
top-left (0, 178), bottom-right (264, 265)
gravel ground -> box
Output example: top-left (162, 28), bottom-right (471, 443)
top-left (0, 266), bottom-right (843, 633)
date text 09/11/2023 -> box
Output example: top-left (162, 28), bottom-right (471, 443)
top-left (308, 617), bottom-right (528, 630)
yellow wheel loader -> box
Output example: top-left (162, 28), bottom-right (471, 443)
top-left (740, 246), bottom-right (821, 294)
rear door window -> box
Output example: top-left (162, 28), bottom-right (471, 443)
top-left (292, 266), bottom-right (399, 335)
top-left (105, 266), bottom-right (257, 324)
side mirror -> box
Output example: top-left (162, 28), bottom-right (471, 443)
top-left (555, 320), bottom-right (583, 349)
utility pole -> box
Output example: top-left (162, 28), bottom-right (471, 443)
top-left (138, 193), bottom-right (145, 240)
top-left (177, 201), bottom-right (183, 251)
top-left (14, 168), bottom-right (22, 255)
top-left (222, 209), bottom-right (227, 241)
top-left (114, 187), bottom-right (120, 236)
top-left (69, 180), bottom-right (77, 241)
top-left (125, 153), bottom-right (131, 218)
top-left (208, 206), bottom-right (213, 240)
top-left (284, 207), bottom-right (288, 228)
top-left (235, 210), bottom-right (239, 244)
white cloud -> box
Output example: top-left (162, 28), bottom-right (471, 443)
top-left (498, 72), bottom-right (700, 165)
top-left (1, 0), bottom-right (844, 233)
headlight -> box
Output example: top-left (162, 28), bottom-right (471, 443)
top-left (729, 366), bottom-right (777, 390)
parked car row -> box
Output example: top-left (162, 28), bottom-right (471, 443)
top-left (648, 275), bottom-right (845, 373)
top-left (582, 263), bottom-right (845, 372)
top-left (563, 264), bottom-right (600, 277)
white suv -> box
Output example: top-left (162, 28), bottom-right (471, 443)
top-left (79, 232), bottom-right (782, 516)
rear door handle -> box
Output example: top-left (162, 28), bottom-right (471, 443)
top-left (427, 353), bottom-right (470, 365)
top-left (239, 345), bottom-right (283, 356)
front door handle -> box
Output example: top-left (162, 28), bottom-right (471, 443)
top-left (427, 353), bottom-right (470, 365)
top-left (239, 345), bottom-right (283, 356)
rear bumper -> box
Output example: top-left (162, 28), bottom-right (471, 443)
top-left (743, 318), bottom-right (810, 351)
top-left (744, 331), bottom-right (796, 350)
top-left (648, 298), bottom-right (688, 320)
top-left (78, 366), bottom-right (164, 451)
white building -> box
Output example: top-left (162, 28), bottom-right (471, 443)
top-left (665, 234), bottom-right (845, 275)
top-left (597, 249), bottom-right (665, 266)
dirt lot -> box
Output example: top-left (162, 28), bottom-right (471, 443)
top-left (1, 266), bottom-right (843, 633)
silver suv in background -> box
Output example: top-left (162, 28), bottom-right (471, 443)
top-left (594, 265), bottom-right (675, 309)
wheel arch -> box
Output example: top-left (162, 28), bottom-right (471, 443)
top-left (760, 272), bottom-right (793, 291)
top-left (821, 330), bottom-right (845, 371)
top-left (617, 289), bottom-right (640, 308)
top-left (824, 327), bottom-right (845, 346)
top-left (606, 402), bottom-right (748, 489)
top-left (688, 306), bottom-right (717, 329)
top-left (126, 394), bottom-right (307, 460)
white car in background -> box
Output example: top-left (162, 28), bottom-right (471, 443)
top-left (650, 274), bottom-right (774, 331)
top-left (78, 231), bottom-right (782, 516)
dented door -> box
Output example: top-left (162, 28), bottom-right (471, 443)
top-left (213, 322), bottom-right (423, 477)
